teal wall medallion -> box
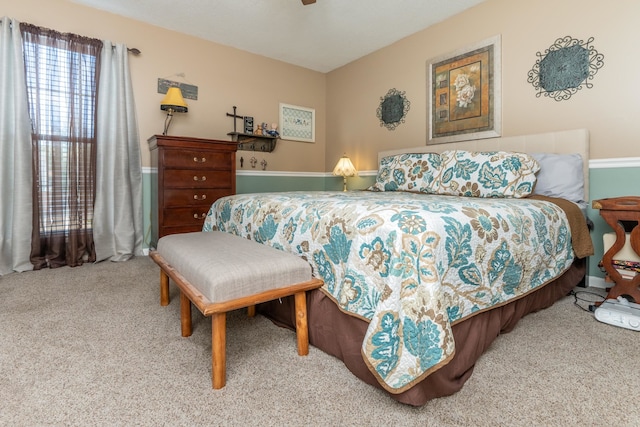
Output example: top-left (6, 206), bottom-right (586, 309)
top-left (377, 88), bottom-right (410, 130)
top-left (527, 36), bottom-right (604, 101)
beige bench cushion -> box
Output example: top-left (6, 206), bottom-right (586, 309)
top-left (156, 231), bottom-right (312, 303)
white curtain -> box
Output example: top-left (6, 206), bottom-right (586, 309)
top-left (0, 17), bottom-right (33, 275)
top-left (93, 41), bottom-right (143, 262)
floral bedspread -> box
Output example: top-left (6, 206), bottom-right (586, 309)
top-left (202, 191), bottom-right (575, 393)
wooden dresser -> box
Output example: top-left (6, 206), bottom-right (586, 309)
top-left (148, 135), bottom-right (238, 248)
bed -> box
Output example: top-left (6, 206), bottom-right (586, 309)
top-left (202, 129), bottom-right (593, 406)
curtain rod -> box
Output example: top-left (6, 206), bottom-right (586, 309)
top-left (5, 19), bottom-right (142, 55)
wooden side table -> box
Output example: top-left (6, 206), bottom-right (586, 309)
top-left (592, 196), bottom-right (640, 303)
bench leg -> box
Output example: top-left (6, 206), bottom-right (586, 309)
top-left (160, 269), bottom-right (170, 306)
top-left (293, 291), bottom-right (310, 356)
top-left (211, 312), bottom-right (227, 389)
top-left (180, 292), bottom-right (192, 337)
top-left (247, 305), bottom-right (256, 317)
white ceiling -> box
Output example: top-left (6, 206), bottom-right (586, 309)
top-left (69, 0), bottom-right (485, 73)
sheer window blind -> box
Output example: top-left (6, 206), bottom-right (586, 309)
top-left (21, 28), bottom-right (100, 234)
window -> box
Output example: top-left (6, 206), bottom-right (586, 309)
top-left (21, 23), bottom-right (102, 268)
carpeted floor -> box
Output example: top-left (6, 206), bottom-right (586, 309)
top-left (1, 256), bottom-right (639, 426)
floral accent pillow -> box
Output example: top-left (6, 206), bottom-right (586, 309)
top-left (369, 153), bottom-right (442, 193)
top-left (431, 150), bottom-right (540, 198)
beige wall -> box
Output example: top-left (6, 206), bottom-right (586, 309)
top-left (6, 0), bottom-right (639, 175)
top-left (326, 0), bottom-right (640, 171)
top-left (5, 0), bottom-right (327, 172)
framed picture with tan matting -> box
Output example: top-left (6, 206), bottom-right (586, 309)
top-left (279, 103), bottom-right (315, 143)
top-left (428, 35), bottom-right (501, 144)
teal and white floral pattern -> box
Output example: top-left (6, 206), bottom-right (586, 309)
top-left (369, 153), bottom-right (442, 193)
top-left (203, 191), bottom-right (574, 392)
top-left (431, 150), bottom-right (540, 198)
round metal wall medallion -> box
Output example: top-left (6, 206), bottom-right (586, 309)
top-left (527, 36), bottom-right (604, 101)
top-left (377, 88), bottom-right (410, 130)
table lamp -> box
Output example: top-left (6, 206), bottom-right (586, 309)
top-left (332, 154), bottom-right (357, 191)
top-left (160, 87), bottom-right (188, 135)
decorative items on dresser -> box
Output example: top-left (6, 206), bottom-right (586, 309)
top-left (159, 87), bottom-right (188, 135)
top-left (148, 135), bottom-right (238, 248)
top-left (228, 132), bottom-right (278, 153)
top-left (225, 105), bottom-right (279, 152)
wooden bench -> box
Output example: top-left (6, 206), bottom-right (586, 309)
top-left (149, 231), bottom-right (323, 389)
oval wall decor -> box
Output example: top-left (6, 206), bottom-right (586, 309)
top-left (377, 88), bottom-right (410, 131)
top-left (527, 36), bottom-right (604, 101)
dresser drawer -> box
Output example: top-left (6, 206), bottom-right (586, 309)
top-left (162, 207), bottom-right (211, 227)
top-left (163, 189), bottom-right (233, 207)
top-left (163, 169), bottom-right (233, 188)
top-left (162, 149), bottom-right (232, 170)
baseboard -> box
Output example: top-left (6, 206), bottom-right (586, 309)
top-left (587, 275), bottom-right (607, 289)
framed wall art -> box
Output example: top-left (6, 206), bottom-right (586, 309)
top-left (279, 103), bottom-right (315, 143)
top-left (427, 35), bottom-right (501, 144)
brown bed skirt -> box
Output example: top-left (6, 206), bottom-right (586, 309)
top-left (257, 258), bottom-right (586, 406)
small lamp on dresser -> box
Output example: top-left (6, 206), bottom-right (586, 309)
top-left (332, 154), bottom-right (357, 192)
top-left (160, 87), bottom-right (188, 135)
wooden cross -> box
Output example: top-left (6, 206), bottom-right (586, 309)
top-left (226, 106), bottom-right (244, 133)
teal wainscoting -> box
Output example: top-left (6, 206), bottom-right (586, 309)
top-left (236, 171), bottom-right (326, 193)
top-left (336, 174), bottom-right (376, 192)
top-left (236, 170), bottom-right (376, 194)
top-left (587, 158), bottom-right (640, 287)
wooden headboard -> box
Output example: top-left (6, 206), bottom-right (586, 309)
top-left (378, 129), bottom-right (590, 201)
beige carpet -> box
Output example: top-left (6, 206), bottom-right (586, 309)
top-left (1, 256), bottom-right (638, 426)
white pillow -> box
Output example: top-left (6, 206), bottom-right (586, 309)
top-left (531, 152), bottom-right (585, 206)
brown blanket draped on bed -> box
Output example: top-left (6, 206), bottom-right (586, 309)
top-left (529, 195), bottom-right (594, 258)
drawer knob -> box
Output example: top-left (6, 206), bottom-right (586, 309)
top-left (193, 157), bottom-right (206, 163)
top-left (193, 175), bottom-right (207, 181)
top-left (193, 213), bottom-right (206, 220)
top-left (193, 194), bottom-right (207, 200)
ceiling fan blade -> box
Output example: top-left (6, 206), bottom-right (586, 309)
top-left (301, 0), bottom-right (316, 5)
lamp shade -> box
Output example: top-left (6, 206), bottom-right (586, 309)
top-left (333, 155), bottom-right (357, 192)
top-left (160, 87), bottom-right (188, 113)
top-left (332, 155), bottom-right (357, 177)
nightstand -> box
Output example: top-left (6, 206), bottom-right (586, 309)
top-left (592, 196), bottom-right (640, 303)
